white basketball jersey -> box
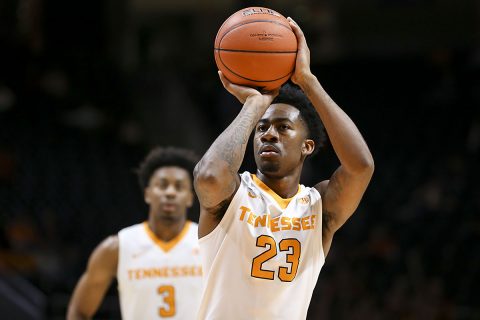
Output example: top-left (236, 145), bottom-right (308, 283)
top-left (198, 172), bottom-right (325, 320)
top-left (117, 221), bottom-right (203, 320)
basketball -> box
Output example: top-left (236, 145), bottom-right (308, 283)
top-left (214, 7), bottom-right (298, 91)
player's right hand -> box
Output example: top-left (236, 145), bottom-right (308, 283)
top-left (287, 17), bottom-right (313, 87)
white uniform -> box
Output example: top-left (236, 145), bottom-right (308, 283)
top-left (117, 221), bottom-right (203, 320)
top-left (198, 172), bottom-right (325, 320)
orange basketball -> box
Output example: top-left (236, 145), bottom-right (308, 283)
top-left (214, 7), bottom-right (297, 91)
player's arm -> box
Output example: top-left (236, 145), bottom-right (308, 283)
top-left (194, 72), bottom-right (278, 237)
top-left (67, 236), bottom-right (119, 320)
top-left (288, 18), bottom-right (374, 255)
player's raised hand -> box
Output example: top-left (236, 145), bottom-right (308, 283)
top-left (287, 17), bottom-right (313, 86)
top-left (218, 71), bottom-right (278, 105)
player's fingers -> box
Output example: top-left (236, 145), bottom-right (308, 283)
top-left (287, 17), bottom-right (309, 56)
top-left (218, 70), bottom-right (225, 82)
top-left (268, 88), bottom-right (280, 99)
top-left (218, 71), bottom-right (247, 102)
top-left (218, 71), bottom-right (230, 88)
top-left (287, 17), bottom-right (305, 40)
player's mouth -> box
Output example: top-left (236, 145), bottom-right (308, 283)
top-left (259, 144), bottom-right (280, 158)
top-left (161, 203), bottom-right (177, 212)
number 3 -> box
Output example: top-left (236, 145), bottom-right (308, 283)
top-left (251, 235), bottom-right (301, 282)
top-left (158, 285), bottom-right (175, 317)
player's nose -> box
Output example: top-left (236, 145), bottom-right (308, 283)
top-left (261, 126), bottom-right (279, 142)
top-left (164, 184), bottom-right (177, 197)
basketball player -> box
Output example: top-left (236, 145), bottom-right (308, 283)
top-left (67, 147), bottom-right (203, 320)
top-left (194, 17), bottom-right (374, 319)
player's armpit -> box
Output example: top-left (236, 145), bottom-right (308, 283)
top-left (198, 190), bottom-right (236, 238)
top-left (321, 210), bottom-right (335, 256)
top-left (67, 236), bottom-right (119, 320)
top-left (206, 196), bottom-right (234, 221)
top-left (316, 163), bottom-right (373, 234)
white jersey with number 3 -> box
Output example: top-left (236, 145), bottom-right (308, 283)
top-left (117, 221), bottom-right (203, 320)
top-left (198, 172), bottom-right (325, 320)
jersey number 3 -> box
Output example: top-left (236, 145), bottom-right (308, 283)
top-left (158, 285), bottom-right (175, 317)
top-left (251, 235), bottom-right (301, 282)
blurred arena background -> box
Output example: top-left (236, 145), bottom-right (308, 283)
top-left (0, 0), bottom-right (479, 319)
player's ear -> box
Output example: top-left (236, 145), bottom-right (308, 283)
top-left (302, 139), bottom-right (315, 157)
top-left (186, 188), bottom-right (194, 208)
top-left (144, 188), bottom-right (151, 204)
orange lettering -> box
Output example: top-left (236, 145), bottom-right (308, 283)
top-left (152, 268), bottom-right (162, 277)
top-left (162, 268), bottom-right (168, 277)
top-left (135, 270), bottom-right (142, 280)
top-left (239, 206), bottom-right (250, 221)
top-left (254, 214), bottom-right (267, 227)
top-left (160, 267), bottom-right (168, 277)
top-left (127, 266), bottom-right (203, 279)
top-left (270, 216), bottom-right (280, 232)
top-left (292, 217), bottom-right (301, 231)
top-left (144, 269), bottom-right (154, 278)
top-left (311, 214), bottom-right (317, 229)
top-left (172, 267), bottom-right (179, 276)
top-left (181, 266), bottom-right (191, 276)
top-left (301, 216), bottom-right (311, 230)
top-left (158, 285), bottom-right (175, 317)
top-left (280, 217), bottom-right (292, 230)
top-left (247, 212), bottom-right (257, 225)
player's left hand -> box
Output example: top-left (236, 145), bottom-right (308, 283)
top-left (288, 17), bottom-right (313, 87)
top-left (218, 71), bottom-right (278, 105)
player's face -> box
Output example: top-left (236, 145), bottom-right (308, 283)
top-left (144, 166), bottom-right (193, 223)
top-left (253, 103), bottom-right (312, 177)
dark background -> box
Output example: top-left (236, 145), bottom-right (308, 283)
top-left (0, 0), bottom-right (479, 319)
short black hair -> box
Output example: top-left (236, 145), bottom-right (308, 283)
top-left (272, 82), bottom-right (326, 156)
top-left (137, 146), bottom-right (199, 190)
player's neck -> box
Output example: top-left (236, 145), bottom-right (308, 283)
top-left (255, 170), bottom-right (301, 199)
top-left (147, 217), bottom-right (187, 242)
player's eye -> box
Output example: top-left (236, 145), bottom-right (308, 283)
top-left (156, 180), bottom-right (169, 190)
top-left (159, 183), bottom-right (168, 190)
top-left (175, 182), bottom-right (184, 191)
top-left (257, 124), bottom-right (267, 132)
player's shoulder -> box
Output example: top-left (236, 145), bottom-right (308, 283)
top-left (101, 233), bottom-right (119, 248)
top-left (93, 234), bottom-right (119, 261)
top-left (186, 220), bottom-right (199, 237)
top-left (188, 220), bottom-right (199, 228)
top-left (238, 171), bottom-right (260, 193)
top-left (118, 222), bottom-right (146, 237)
top-left (303, 183), bottom-right (322, 205)
top-left (239, 171), bottom-right (253, 183)
top-left (181, 221), bottom-right (201, 246)
top-left (117, 223), bottom-right (150, 252)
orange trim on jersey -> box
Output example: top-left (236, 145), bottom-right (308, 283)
top-left (143, 221), bottom-right (191, 252)
top-left (251, 174), bottom-right (300, 209)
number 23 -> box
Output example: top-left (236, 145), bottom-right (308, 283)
top-left (251, 235), bottom-right (301, 282)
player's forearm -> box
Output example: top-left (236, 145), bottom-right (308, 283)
top-left (66, 307), bottom-right (91, 320)
top-left (66, 269), bottom-right (114, 320)
top-left (299, 74), bottom-right (374, 173)
top-left (67, 295), bottom-right (101, 320)
top-left (196, 97), bottom-right (269, 177)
